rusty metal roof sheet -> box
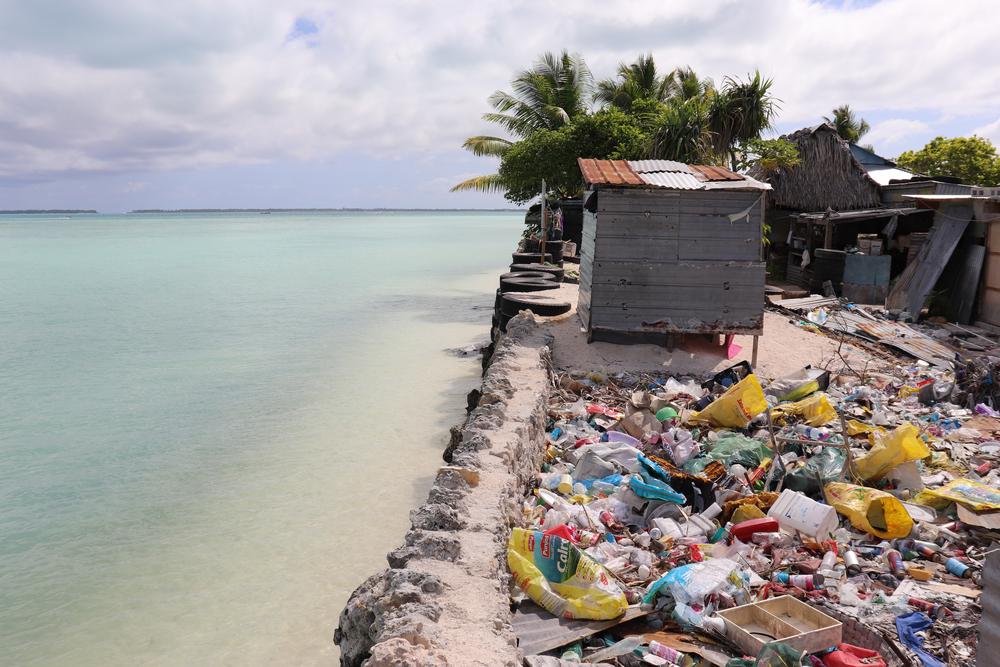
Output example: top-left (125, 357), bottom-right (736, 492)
top-left (691, 164), bottom-right (743, 181)
top-left (579, 158), bottom-right (769, 191)
top-left (628, 159), bottom-right (692, 174)
top-left (578, 158), bottom-right (643, 186)
top-left (636, 171), bottom-right (704, 189)
top-left (822, 310), bottom-right (955, 368)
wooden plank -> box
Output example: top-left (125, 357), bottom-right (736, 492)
top-left (595, 236), bottom-right (678, 261)
top-left (591, 286), bottom-right (762, 310)
top-left (886, 204), bottom-right (972, 315)
top-left (589, 261), bottom-right (764, 287)
top-left (589, 305), bottom-right (763, 334)
top-left (598, 216), bottom-right (679, 237)
top-left (598, 190), bottom-right (679, 215)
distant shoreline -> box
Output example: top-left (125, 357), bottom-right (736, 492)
top-left (129, 208), bottom-right (523, 214)
top-left (1, 208), bottom-right (522, 215)
top-left (0, 210), bottom-right (98, 214)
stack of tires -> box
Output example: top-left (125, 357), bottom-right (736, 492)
top-left (490, 257), bottom-right (571, 341)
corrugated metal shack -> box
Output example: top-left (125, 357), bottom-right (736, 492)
top-left (577, 158), bottom-right (770, 345)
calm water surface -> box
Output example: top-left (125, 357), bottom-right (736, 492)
top-left (0, 211), bottom-right (518, 665)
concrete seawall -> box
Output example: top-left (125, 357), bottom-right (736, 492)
top-left (335, 315), bottom-right (553, 666)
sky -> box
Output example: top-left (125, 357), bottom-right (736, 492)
top-left (1, 0), bottom-right (999, 212)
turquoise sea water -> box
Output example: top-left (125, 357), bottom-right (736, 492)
top-left (0, 211), bottom-right (518, 665)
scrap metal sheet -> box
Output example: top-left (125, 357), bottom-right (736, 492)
top-left (513, 602), bottom-right (650, 655)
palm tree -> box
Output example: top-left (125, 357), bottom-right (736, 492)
top-left (824, 105), bottom-right (871, 144)
top-left (708, 71), bottom-right (779, 168)
top-left (594, 54), bottom-right (676, 110)
top-left (671, 66), bottom-right (714, 102)
top-left (453, 51), bottom-right (592, 192)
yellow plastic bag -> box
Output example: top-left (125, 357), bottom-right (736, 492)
top-left (924, 478), bottom-right (1000, 511)
top-left (825, 482), bottom-right (913, 539)
top-left (846, 419), bottom-right (886, 438)
top-left (507, 528), bottom-right (627, 620)
top-left (854, 423), bottom-right (929, 482)
top-left (770, 392), bottom-right (837, 426)
top-left (689, 374), bottom-right (767, 429)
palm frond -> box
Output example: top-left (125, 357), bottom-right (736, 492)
top-left (450, 173), bottom-right (507, 193)
top-left (461, 136), bottom-right (513, 157)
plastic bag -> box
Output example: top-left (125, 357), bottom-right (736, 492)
top-left (854, 423), bottom-right (930, 482)
top-left (767, 366), bottom-right (830, 403)
top-left (507, 528), bottom-right (627, 620)
top-left (662, 427), bottom-right (699, 466)
top-left (643, 557), bottom-right (739, 605)
top-left (824, 482), bottom-right (913, 539)
top-left (770, 392), bottom-right (837, 426)
top-left (756, 642), bottom-right (804, 667)
top-left (923, 477), bottom-right (1000, 511)
top-left (705, 433), bottom-right (772, 468)
top-left (783, 447), bottom-right (845, 497)
top-left (689, 374), bottom-right (768, 429)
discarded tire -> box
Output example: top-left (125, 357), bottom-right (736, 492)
top-left (500, 271), bottom-right (553, 281)
top-left (499, 277), bottom-right (561, 293)
top-left (500, 292), bottom-right (572, 318)
top-left (509, 263), bottom-right (564, 282)
top-left (512, 252), bottom-right (553, 264)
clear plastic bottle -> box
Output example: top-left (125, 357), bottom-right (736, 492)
top-left (586, 636), bottom-right (643, 662)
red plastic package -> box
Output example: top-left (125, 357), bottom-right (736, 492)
top-left (821, 643), bottom-right (887, 667)
top-left (730, 517), bottom-right (780, 543)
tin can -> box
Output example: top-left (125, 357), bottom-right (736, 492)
top-left (886, 549), bottom-right (906, 579)
top-left (945, 557), bottom-right (971, 578)
top-left (914, 544), bottom-right (938, 559)
top-left (908, 596), bottom-right (949, 619)
top-left (843, 549), bottom-right (861, 575)
top-left (772, 572), bottom-right (823, 590)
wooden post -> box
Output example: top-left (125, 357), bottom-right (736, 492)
top-left (539, 179), bottom-right (547, 263)
top-left (751, 335), bottom-right (759, 369)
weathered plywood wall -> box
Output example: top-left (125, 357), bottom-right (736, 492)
top-left (578, 187), bottom-right (765, 336)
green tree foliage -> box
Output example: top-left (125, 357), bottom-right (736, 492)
top-left (732, 138), bottom-right (800, 173)
top-left (453, 50), bottom-right (592, 193)
top-left (896, 136), bottom-right (1000, 186)
top-left (823, 105), bottom-right (871, 144)
top-left (456, 52), bottom-right (782, 200)
top-left (595, 54), bottom-right (677, 110)
top-left (497, 108), bottom-right (650, 204)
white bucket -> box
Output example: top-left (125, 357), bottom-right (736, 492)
top-left (767, 489), bottom-right (839, 539)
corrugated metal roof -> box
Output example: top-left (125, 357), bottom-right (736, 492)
top-left (865, 166), bottom-right (919, 186)
top-left (636, 171), bottom-right (704, 189)
top-left (628, 159), bottom-right (692, 174)
top-left (578, 158), bottom-right (643, 186)
top-left (690, 164), bottom-right (742, 181)
top-left (579, 158), bottom-right (769, 191)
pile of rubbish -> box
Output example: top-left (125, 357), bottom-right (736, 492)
top-left (509, 360), bottom-right (997, 666)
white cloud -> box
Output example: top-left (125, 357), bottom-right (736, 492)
top-left (864, 119), bottom-right (932, 153)
top-left (0, 0), bottom-right (999, 183)
top-left (974, 118), bottom-right (1000, 146)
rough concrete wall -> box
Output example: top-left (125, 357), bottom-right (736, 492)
top-left (335, 314), bottom-right (553, 666)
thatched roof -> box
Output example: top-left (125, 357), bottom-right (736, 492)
top-left (752, 124), bottom-right (882, 212)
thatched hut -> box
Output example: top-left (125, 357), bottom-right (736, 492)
top-left (753, 124), bottom-right (881, 211)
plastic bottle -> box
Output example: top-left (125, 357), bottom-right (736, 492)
top-left (586, 636), bottom-right (643, 662)
top-left (648, 640), bottom-right (685, 662)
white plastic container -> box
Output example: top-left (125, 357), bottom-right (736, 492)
top-left (766, 489), bottom-right (839, 540)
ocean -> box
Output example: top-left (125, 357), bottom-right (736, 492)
top-left (0, 210), bottom-right (519, 665)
